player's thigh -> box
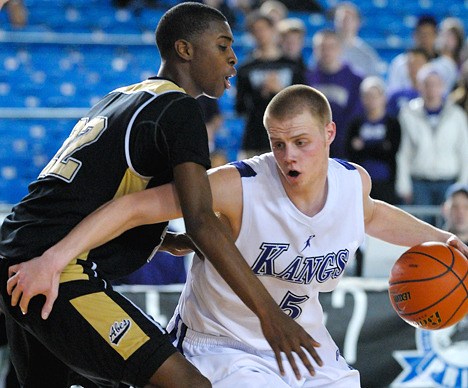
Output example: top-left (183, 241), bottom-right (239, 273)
top-left (20, 279), bottom-right (178, 386)
top-left (61, 280), bottom-right (182, 386)
top-left (4, 313), bottom-right (69, 387)
top-left (148, 351), bottom-right (211, 387)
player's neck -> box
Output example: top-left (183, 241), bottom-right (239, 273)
top-left (283, 175), bottom-right (328, 217)
top-left (158, 63), bottom-right (200, 98)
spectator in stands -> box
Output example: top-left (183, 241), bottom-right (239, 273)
top-left (197, 95), bottom-right (229, 166)
top-left (432, 17), bottom-right (466, 96)
top-left (277, 17), bottom-right (307, 76)
top-left (387, 47), bottom-right (430, 118)
top-left (345, 76), bottom-right (401, 205)
top-left (202, 0), bottom-right (238, 30)
top-left (387, 15), bottom-right (438, 95)
top-left (442, 183), bottom-right (468, 245)
top-left (449, 58), bottom-right (468, 112)
top-left (306, 28), bottom-right (363, 159)
top-left (197, 96), bottom-right (224, 153)
top-left (274, 0), bottom-right (322, 13)
top-left (333, 1), bottom-right (384, 77)
top-left (396, 64), bottom-right (468, 223)
top-left (259, 0), bottom-right (288, 24)
top-left (236, 10), bottom-right (304, 158)
top-left (2, 0), bottom-right (27, 28)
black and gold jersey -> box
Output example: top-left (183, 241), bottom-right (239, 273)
top-left (0, 78), bottom-right (211, 279)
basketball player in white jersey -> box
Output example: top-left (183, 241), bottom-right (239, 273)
top-left (8, 85), bottom-right (468, 386)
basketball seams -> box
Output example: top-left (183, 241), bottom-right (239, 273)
top-left (388, 242), bottom-right (468, 330)
top-left (396, 281), bottom-right (467, 316)
top-left (388, 247), bottom-right (462, 285)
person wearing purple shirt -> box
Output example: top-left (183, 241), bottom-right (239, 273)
top-left (387, 47), bottom-right (430, 118)
top-left (345, 76), bottom-right (401, 205)
top-left (306, 29), bottom-right (363, 159)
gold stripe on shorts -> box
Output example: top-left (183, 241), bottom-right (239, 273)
top-left (70, 291), bottom-right (150, 360)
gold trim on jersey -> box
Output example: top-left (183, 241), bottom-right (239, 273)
top-left (70, 292), bottom-right (150, 360)
top-left (114, 79), bottom-right (186, 95)
top-left (114, 168), bottom-right (150, 199)
top-left (59, 168), bottom-right (150, 281)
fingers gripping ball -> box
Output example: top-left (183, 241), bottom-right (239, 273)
top-left (388, 242), bottom-right (468, 330)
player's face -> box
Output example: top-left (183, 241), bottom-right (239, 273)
top-left (266, 110), bottom-right (335, 190)
top-left (190, 20), bottom-right (237, 98)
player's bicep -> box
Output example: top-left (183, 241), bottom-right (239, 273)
top-left (208, 165), bottom-right (243, 235)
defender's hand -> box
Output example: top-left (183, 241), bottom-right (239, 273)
top-left (260, 309), bottom-right (323, 379)
top-left (7, 255), bottom-right (61, 320)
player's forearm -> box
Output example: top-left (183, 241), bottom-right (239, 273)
top-left (366, 200), bottom-right (452, 246)
top-left (44, 196), bottom-right (142, 270)
top-left (43, 184), bottom-right (182, 270)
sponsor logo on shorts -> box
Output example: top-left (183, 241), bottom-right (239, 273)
top-left (109, 319), bottom-right (131, 345)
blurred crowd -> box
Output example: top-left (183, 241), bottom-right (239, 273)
top-left (2, 0), bottom-right (466, 215)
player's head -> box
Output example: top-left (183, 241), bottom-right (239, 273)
top-left (264, 85), bottom-right (335, 188)
top-left (265, 84), bottom-right (332, 128)
top-left (156, 2), bottom-right (227, 59)
top-left (155, 2), bottom-right (237, 98)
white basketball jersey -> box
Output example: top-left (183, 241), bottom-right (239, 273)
top-left (168, 154), bottom-right (365, 353)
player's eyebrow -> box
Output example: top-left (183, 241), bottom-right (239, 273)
top-left (219, 35), bottom-right (234, 43)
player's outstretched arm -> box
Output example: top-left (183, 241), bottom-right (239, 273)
top-left (6, 183), bottom-right (183, 319)
top-left (355, 163), bottom-right (468, 257)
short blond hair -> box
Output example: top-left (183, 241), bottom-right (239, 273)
top-left (264, 85), bottom-right (332, 128)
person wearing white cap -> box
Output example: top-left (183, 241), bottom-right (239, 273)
top-left (396, 63), bottom-right (468, 224)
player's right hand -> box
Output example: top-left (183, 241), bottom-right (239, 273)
top-left (6, 255), bottom-right (61, 320)
top-left (259, 308), bottom-right (323, 379)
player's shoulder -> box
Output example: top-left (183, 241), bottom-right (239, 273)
top-left (330, 158), bottom-right (357, 171)
top-left (330, 158), bottom-right (367, 184)
top-left (230, 153), bottom-right (275, 178)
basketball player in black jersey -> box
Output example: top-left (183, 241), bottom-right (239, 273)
top-left (0, 2), bottom-right (322, 387)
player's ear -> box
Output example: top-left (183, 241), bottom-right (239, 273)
top-left (325, 122), bottom-right (336, 145)
top-left (174, 39), bottom-right (193, 61)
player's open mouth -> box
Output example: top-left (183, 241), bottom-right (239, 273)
top-left (288, 170), bottom-right (300, 177)
top-left (224, 76), bottom-right (232, 89)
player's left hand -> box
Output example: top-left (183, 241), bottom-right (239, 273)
top-left (6, 254), bottom-right (61, 320)
top-left (446, 235), bottom-right (468, 258)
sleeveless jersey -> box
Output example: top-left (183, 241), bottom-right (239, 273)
top-left (168, 154), bottom-right (365, 351)
top-left (0, 78), bottom-right (211, 280)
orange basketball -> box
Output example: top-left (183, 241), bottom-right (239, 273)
top-left (388, 242), bottom-right (468, 330)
